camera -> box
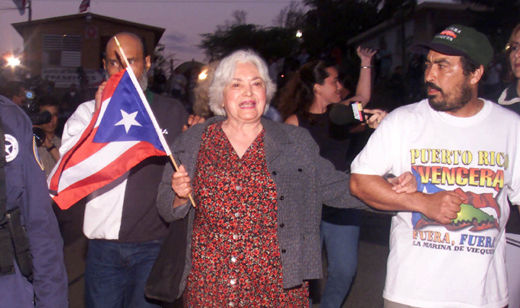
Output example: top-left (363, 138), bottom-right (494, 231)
top-left (21, 90), bottom-right (52, 126)
top-left (329, 102), bottom-right (369, 126)
top-left (19, 90), bottom-right (52, 147)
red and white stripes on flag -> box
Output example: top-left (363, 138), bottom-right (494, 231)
top-left (48, 68), bottom-right (171, 209)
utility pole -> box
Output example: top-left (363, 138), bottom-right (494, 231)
top-left (27, 0), bottom-right (32, 22)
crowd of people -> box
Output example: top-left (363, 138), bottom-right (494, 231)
top-left (0, 22), bottom-right (520, 308)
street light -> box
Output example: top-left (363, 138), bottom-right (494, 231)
top-left (296, 30), bottom-right (303, 39)
top-left (198, 68), bottom-right (209, 81)
top-left (5, 55), bottom-right (21, 69)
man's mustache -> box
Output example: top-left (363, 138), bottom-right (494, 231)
top-left (425, 82), bottom-right (442, 93)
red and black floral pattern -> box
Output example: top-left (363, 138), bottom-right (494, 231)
top-left (184, 123), bottom-right (308, 307)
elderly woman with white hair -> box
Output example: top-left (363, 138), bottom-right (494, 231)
top-left (156, 49), bottom-right (402, 306)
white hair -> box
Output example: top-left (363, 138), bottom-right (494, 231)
top-left (208, 49), bottom-right (276, 116)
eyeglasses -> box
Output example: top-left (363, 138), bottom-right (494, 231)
top-left (506, 41), bottom-right (520, 53)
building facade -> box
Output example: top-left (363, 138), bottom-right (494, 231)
top-left (12, 13), bottom-right (164, 88)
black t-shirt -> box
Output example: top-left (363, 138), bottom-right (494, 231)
top-left (118, 93), bottom-right (189, 242)
top-left (297, 109), bottom-right (360, 226)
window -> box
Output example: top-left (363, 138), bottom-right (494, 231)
top-left (42, 34), bottom-right (81, 67)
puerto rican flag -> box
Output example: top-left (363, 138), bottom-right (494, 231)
top-left (79, 0), bottom-right (90, 12)
top-left (49, 69), bottom-right (170, 209)
top-left (12, 0), bottom-right (26, 15)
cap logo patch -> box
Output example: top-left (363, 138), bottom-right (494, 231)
top-left (439, 30), bottom-right (457, 39)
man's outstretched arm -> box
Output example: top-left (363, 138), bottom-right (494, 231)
top-left (350, 173), bottom-right (466, 225)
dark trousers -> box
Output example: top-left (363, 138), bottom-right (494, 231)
top-left (85, 239), bottom-right (162, 308)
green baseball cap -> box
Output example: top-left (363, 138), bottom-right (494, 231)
top-left (412, 24), bottom-right (493, 66)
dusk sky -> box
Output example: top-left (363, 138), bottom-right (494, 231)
top-left (0, 0), bottom-right (300, 66)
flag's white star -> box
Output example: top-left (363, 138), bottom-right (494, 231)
top-left (115, 109), bottom-right (142, 133)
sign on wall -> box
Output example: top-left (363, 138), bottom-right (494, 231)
top-left (42, 67), bottom-right (104, 88)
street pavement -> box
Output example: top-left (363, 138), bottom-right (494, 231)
top-left (342, 211), bottom-right (391, 308)
top-left (311, 211), bottom-right (392, 308)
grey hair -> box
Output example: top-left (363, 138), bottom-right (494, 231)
top-left (208, 49), bottom-right (276, 116)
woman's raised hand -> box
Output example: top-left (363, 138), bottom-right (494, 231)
top-left (357, 46), bottom-right (377, 65)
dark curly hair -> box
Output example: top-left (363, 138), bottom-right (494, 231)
top-left (278, 59), bottom-right (336, 121)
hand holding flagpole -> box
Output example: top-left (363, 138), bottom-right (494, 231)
top-left (113, 36), bottom-right (196, 208)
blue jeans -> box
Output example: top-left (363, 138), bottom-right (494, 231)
top-left (320, 222), bottom-right (360, 308)
top-left (85, 239), bottom-right (162, 308)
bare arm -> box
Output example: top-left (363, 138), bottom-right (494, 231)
top-left (354, 46), bottom-right (376, 106)
top-left (388, 171), bottom-right (416, 193)
top-left (350, 173), bottom-right (467, 225)
top-left (41, 136), bottom-right (60, 161)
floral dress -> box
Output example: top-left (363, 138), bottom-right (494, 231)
top-left (184, 123), bottom-right (309, 307)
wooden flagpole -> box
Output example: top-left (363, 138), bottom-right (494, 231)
top-left (113, 36), bottom-right (196, 207)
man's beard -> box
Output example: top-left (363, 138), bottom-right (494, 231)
top-left (426, 80), bottom-right (472, 112)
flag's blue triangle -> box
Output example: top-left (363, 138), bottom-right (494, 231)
top-left (94, 71), bottom-right (164, 151)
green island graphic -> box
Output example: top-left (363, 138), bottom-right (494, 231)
top-left (453, 203), bottom-right (495, 225)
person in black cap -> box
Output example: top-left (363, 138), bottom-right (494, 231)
top-left (0, 95), bottom-right (68, 307)
top-left (350, 24), bottom-right (520, 307)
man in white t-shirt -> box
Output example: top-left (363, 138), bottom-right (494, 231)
top-left (351, 25), bottom-right (520, 308)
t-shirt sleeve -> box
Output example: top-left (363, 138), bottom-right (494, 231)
top-left (350, 110), bottom-right (401, 176)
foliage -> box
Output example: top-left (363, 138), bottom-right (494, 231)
top-left (152, 43), bottom-right (176, 77)
top-left (200, 8), bottom-right (303, 61)
top-left (300, 0), bottom-right (379, 56)
top-left (200, 24), bottom-right (300, 61)
top-left (231, 10), bottom-right (248, 26)
top-left (273, 1), bottom-right (306, 29)
top-left (376, 0), bottom-right (415, 22)
top-left (149, 43), bottom-right (178, 93)
top-left (199, 0), bottom-right (520, 65)
top-left (467, 0), bottom-right (520, 53)
top-left (199, 1), bottom-right (381, 61)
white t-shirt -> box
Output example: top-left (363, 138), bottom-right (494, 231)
top-left (351, 99), bottom-right (520, 308)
